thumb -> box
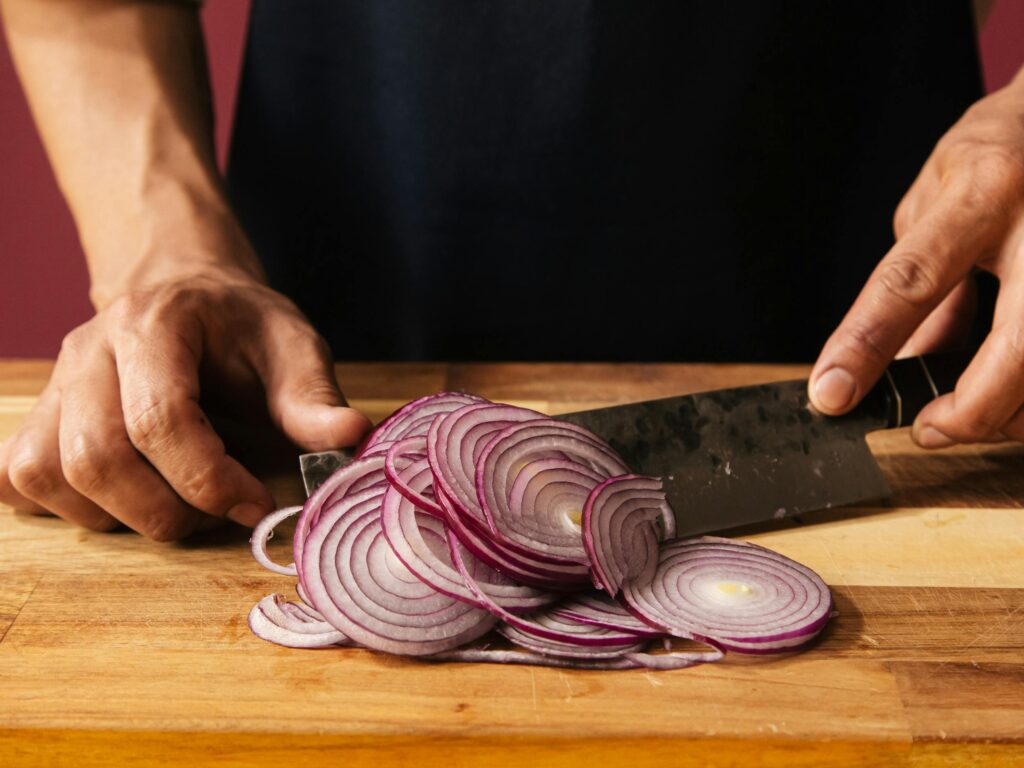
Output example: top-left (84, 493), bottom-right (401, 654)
top-left (257, 324), bottom-right (372, 451)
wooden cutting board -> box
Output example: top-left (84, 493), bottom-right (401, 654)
top-left (1, 360), bottom-right (1023, 767)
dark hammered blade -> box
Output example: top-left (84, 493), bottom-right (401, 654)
top-left (299, 449), bottom-right (356, 496)
top-left (559, 379), bottom-right (891, 536)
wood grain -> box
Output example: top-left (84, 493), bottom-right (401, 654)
top-left (893, 662), bottom-right (1024, 743)
top-left (1, 359), bottom-right (1023, 767)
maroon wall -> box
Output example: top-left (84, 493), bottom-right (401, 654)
top-left (1, 2), bottom-right (1022, 358)
top-left (0, 0), bottom-right (251, 357)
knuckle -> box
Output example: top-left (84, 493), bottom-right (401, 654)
top-left (946, 143), bottom-right (1024, 215)
top-left (996, 324), bottom-right (1024, 367)
top-left (177, 463), bottom-right (233, 514)
top-left (140, 512), bottom-right (196, 543)
top-left (839, 320), bottom-right (890, 367)
top-left (892, 205), bottom-right (909, 240)
top-left (875, 256), bottom-right (942, 309)
top-left (61, 434), bottom-right (121, 497)
top-left (58, 327), bottom-right (90, 360)
top-left (7, 447), bottom-right (60, 500)
top-left (969, 145), bottom-right (1024, 190)
top-left (105, 293), bottom-right (142, 323)
top-left (124, 396), bottom-right (176, 451)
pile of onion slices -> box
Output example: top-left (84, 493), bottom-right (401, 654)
top-left (249, 392), bottom-right (834, 670)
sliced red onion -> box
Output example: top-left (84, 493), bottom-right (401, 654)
top-left (295, 581), bottom-right (313, 608)
top-left (300, 486), bottom-right (497, 656)
top-left (380, 459), bottom-right (555, 611)
top-left (250, 506), bottom-right (301, 576)
top-left (475, 420), bottom-right (629, 561)
top-left (277, 599), bottom-right (329, 624)
top-left (363, 392), bottom-right (486, 451)
top-left (383, 436), bottom-right (440, 515)
top-left (502, 458), bottom-right (605, 562)
top-left (248, 594), bottom-right (349, 648)
top-left (427, 403), bottom-right (544, 529)
top-left (434, 646), bottom-right (722, 670)
top-left (293, 453), bottom-right (389, 580)
top-left (499, 621), bottom-right (648, 659)
top-left (436, 487), bottom-right (592, 588)
top-left (622, 537), bottom-right (834, 653)
top-left (248, 391), bottom-right (832, 670)
top-left (583, 475), bottom-right (672, 595)
top-left (551, 592), bottom-right (663, 637)
top-left (446, 528), bottom-right (643, 648)
top-left (430, 647), bottom-right (645, 669)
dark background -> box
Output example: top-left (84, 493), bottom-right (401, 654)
top-left (1, 0), bottom-right (1022, 358)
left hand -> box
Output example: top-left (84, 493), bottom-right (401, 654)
top-left (808, 68), bottom-right (1024, 448)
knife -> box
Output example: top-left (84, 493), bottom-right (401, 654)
top-left (299, 352), bottom-right (970, 536)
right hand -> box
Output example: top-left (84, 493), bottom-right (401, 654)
top-left (0, 268), bottom-right (371, 541)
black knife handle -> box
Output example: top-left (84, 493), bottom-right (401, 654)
top-left (870, 351), bottom-right (973, 429)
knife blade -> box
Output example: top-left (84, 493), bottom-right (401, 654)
top-left (299, 352), bottom-right (969, 535)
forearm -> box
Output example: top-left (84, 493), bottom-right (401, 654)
top-left (1, 0), bottom-right (263, 308)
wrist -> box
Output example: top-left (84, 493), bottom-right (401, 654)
top-left (83, 180), bottom-right (267, 309)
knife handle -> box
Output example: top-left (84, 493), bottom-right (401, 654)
top-left (877, 351), bottom-right (974, 428)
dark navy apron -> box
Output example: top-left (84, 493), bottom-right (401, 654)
top-left (227, 1), bottom-right (982, 361)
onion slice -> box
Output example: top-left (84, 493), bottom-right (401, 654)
top-left (250, 506), bottom-right (301, 576)
top-left (294, 453), bottom-right (392, 580)
top-left (380, 460), bottom-right (555, 612)
top-left (551, 592), bottom-right (663, 637)
top-left (622, 536), bottom-right (834, 653)
top-left (364, 392), bottom-right (486, 450)
top-left (248, 594), bottom-right (349, 648)
top-left (446, 528), bottom-right (644, 648)
top-left (582, 475), bottom-right (673, 595)
top-left (427, 402), bottom-right (544, 529)
top-left (434, 646), bottom-right (723, 670)
top-left (300, 482), bottom-right (498, 656)
top-left (475, 420), bottom-right (629, 562)
top-left (384, 437), bottom-right (440, 515)
top-left (436, 486), bottom-right (593, 588)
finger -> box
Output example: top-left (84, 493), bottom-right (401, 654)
top-left (59, 341), bottom-right (202, 541)
top-left (896, 276), bottom-right (977, 357)
top-left (998, 407), bottom-right (1024, 443)
top-left (912, 260), bottom-right (1024, 447)
top-left (115, 324), bottom-right (275, 528)
top-left (893, 164), bottom-right (940, 240)
top-left (4, 383), bottom-right (118, 530)
top-left (0, 436), bottom-right (46, 514)
top-left (810, 181), bottom-right (1004, 415)
top-left (252, 321), bottom-right (371, 451)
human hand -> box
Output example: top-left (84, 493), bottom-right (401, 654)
top-left (0, 269), bottom-right (370, 540)
top-left (809, 69), bottom-right (1024, 448)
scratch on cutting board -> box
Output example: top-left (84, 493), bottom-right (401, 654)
top-left (924, 511), bottom-right (965, 528)
top-left (0, 577), bottom-right (42, 645)
top-left (529, 668), bottom-right (539, 720)
top-left (935, 598), bottom-right (1024, 672)
top-left (558, 670), bottom-right (576, 702)
top-left (644, 671), bottom-right (664, 688)
top-left (818, 539), bottom-right (850, 590)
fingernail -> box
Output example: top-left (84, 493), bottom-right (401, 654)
top-left (812, 367), bottom-right (857, 412)
top-left (915, 425), bottom-right (955, 449)
top-left (227, 502), bottom-right (268, 528)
